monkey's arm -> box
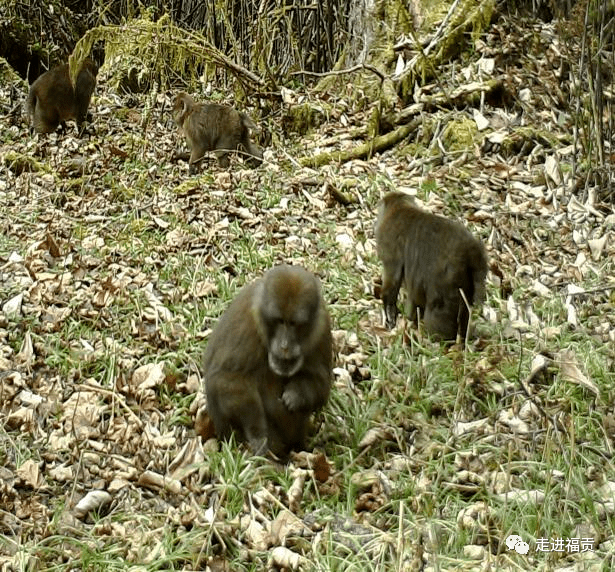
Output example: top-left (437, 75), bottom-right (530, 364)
top-left (206, 369), bottom-right (270, 454)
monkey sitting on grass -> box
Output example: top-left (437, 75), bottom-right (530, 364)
top-left (203, 265), bottom-right (332, 458)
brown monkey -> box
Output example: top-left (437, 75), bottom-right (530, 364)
top-left (172, 91), bottom-right (263, 174)
top-left (375, 192), bottom-right (488, 340)
top-left (203, 265), bottom-right (332, 457)
top-left (27, 58), bottom-right (98, 135)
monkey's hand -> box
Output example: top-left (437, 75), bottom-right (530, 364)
top-left (384, 304), bottom-right (398, 329)
top-left (281, 384), bottom-right (310, 412)
top-left (282, 374), bottom-right (329, 412)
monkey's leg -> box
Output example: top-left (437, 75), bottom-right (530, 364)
top-left (209, 374), bottom-right (269, 454)
top-left (76, 119), bottom-right (87, 137)
top-left (173, 151), bottom-right (191, 162)
top-left (35, 109), bottom-right (60, 134)
top-left (266, 390), bottom-right (312, 456)
top-left (215, 150), bottom-right (230, 168)
top-left (381, 262), bottom-right (403, 329)
top-left (268, 411), bottom-right (310, 457)
top-left (245, 432), bottom-right (268, 456)
top-left (189, 147), bottom-right (208, 174)
top-left (236, 401), bottom-right (269, 454)
top-left (406, 298), bottom-right (418, 323)
top-left (76, 111), bottom-right (94, 137)
top-left (173, 150), bottom-right (208, 173)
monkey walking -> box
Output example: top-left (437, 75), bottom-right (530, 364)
top-left (375, 192), bottom-right (488, 341)
top-left (27, 59), bottom-right (98, 135)
top-left (203, 265), bottom-right (332, 458)
top-left (172, 91), bottom-right (263, 174)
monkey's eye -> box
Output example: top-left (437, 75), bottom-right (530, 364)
top-left (267, 317), bottom-right (284, 331)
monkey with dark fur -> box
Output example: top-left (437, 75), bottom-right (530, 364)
top-left (203, 265), bottom-right (332, 458)
top-left (172, 91), bottom-right (263, 174)
top-left (27, 59), bottom-right (98, 136)
top-left (375, 192), bottom-right (488, 341)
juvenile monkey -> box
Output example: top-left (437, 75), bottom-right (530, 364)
top-left (27, 58), bottom-right (98, 135)
top-left (172, 91), bottom-right (263, 174)
top-left (375, 192), bottom-right (488, 340)
top-left (203, 265), bottom-right (332, 457)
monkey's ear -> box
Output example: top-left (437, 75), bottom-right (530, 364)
top-left (313, 275), bottom-right (323, 297)
top-left (251, 280), bottom-right (265, 312)
top-left (251, 280), bottom-right (268, 338)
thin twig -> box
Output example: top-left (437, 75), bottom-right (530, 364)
top-left (292, 64), bottom-right (386, 81)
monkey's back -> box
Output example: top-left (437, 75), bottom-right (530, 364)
top-left (28, 61), bottom-right (97, 134)
top-left (190, 103), bottom-right (250, 151)
top-left (406, 211), bottom-right (484, 297)
top-left (204, 282), bottom-right (265, 373)
top-left (376, 192), bottom-right (487, 338)
top-left (28, 65), bottom-right (75, 132)
top-left (203, 281), bottom-right (268, 444)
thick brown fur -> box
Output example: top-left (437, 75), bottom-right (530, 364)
top-left (172, 91), bottom-right (263, 174)
top-left (27, 59), bottom-right (98, 135)
top-left (375, 192), bottom-right (488, 340)
top-left (203, 265), bottom-right (332, 457)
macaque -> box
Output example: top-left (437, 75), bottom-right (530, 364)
top-left (375, 192), bottom-right (488, 340)
top-left (27, 58), bottom-right (98, 135)
top-left (203, 265), bottom-right (332, 457)
top-left (172, 91), bottom-right (263, 174)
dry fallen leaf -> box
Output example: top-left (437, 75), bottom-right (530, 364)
top-left (73, 490), bottom-right (112, 519)
top-left (270, 509), bottom-right (309, 545)
top-left (358, 425), bottom-right (395, 449)
top-left (137, 470), bottom-right (182, 494)
top-left (168, 437), bottom-right (205, 481)
top-left (558, 349), bottom-right (599, 397)
top-left (268, 546), bottom-right (308, 570)
top-left (16, 459), bottom-right (45, 489)
top-left (2, 293), bottom-right (23, 317)
top-left (288, 468), bottom-right (308, 513)
top-left (131, 362), bottom-right (166, 393)
top-left (241, 515), bottom-right (269, 551)
top-left (142, 283), bottom-right (173, 321)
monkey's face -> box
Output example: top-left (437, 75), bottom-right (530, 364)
top-left (256, 266), bottom-right (321, 378)
top-left (267, 320), bottom-right (305, 377)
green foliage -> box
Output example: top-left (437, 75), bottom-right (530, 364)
top-left (70, 14), bottom-right (266, 96)
top-left (442, 118), bottom-right (479, 151)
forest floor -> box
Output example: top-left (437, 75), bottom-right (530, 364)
top-left (1, 10), bottom-right (615, 572)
